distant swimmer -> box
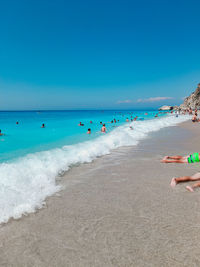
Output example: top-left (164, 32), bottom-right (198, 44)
top-left (41, 123), bottom-right (45, 128)
top-left (0, 130), bottom-right (5, 136)
top-left (101, 124), bottom-right (106, 133)
top-left (126, 118), bottom-right (129, 122)
top-left (90, 121), bottom-right (93, 124)
top-left (100, 122), bottom-right (102, 125)
top-left (78, 122), bottom-right (84, 126)
top-left (114, 119), bottom-right (116, 123)
top-left (16, 121), bottom-right (19, 125)
top-left (192, 114), bottom-right (197, 122)
top-left (87, 128), bottom-right (91, 134)
top-left (144, 113), bottom-right (148, 115)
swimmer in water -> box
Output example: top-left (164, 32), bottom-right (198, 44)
top-left (87, 128), bottom-right (91, 134)
top-left (101, 124), bottom-right (106, 133)
top-left (78, 122), bottom-right (84, 126)
top-left (0, 130), bottom-right (5, 136)
top-left (16, 121), bottom-right (19, 125)
top-left (126, 118), bottom-right (129, 122)
top-left (90, 121), bottom-right (93, 124)
top-left (41, 123), bottom-right (45, 128)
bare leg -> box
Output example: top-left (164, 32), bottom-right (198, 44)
top-left (170, 173), bottom-right (200, 188)
top-left (161, 155), bottom-right (189, 162)
top-left (166, 156), bottom-right (184, 160)
top-left (161, 158), bottom-right (188, 163)
top-left (186, 182), bottom-right (200, 192)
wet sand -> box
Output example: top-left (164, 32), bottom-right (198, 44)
top-left (1, 120), bottom-right (200, 266)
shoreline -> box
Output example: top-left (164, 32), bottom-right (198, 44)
top-left (1, 119), bottom-right (200, 266)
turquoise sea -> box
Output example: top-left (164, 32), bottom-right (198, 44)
top-left (0, 110), bottom-right (189, 223)
top-left (0, 110), bottom-right (163, 162)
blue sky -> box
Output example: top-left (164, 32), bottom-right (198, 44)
top-left (0, 0), bottom-right (199, 110)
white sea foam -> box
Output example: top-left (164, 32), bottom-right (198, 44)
top-left (0, 114), bottom-right (190, 223)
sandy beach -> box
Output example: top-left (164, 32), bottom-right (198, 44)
top-left (1, 120), bottom-right (200, 267)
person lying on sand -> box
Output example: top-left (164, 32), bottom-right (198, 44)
top-left (161, 153), bottom-right (200, 163)
top-left (171, 172), bottom-right (200, 192)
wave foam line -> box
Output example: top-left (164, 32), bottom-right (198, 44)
top-left (0, 114), bottom-right (190, 223)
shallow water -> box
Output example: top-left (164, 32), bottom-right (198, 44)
top-left (0, 110), bottom-right (189, 223)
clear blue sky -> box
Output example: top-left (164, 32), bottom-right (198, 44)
top-left (0, 0), bottom-right (199, 110)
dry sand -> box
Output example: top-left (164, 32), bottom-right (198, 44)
top-left (1, 120), bottom-right (200, 267)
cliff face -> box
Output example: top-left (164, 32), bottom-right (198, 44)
top-left (180, 83), bottom-right (200, 109)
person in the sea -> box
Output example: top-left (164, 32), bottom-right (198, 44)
top-left (161, 152), bottom-right (200, 163)
top-left (126, 118), bottom-right (129, 122)
top-left (87, 128), bottom-right (91, 134)
top-left (192, 114), bottom-right (197, 122)
top-left (41, 123), bottom-right (45, 128)
top-left (0, 129), bottom-right (4, 136)
top-left (170, 172), bottom-right (200, 192)
top-left (101, 124), bottom-right (106, 133)
top-left (78, 122), bottom-right (84, 126)
top-left (16, 121), bottom-right (19, 124)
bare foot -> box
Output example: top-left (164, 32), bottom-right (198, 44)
top-left (186, 186), bottom-right (194, 192)
top-left (170, 177), bottom-right (177, 188)
top-left (161, 156), bottom-right (169, 162)
top-left (163, 156), bottom-right (169, 160)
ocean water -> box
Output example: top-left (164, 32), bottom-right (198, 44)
top-left (0, 110), bottom-right (189, 223)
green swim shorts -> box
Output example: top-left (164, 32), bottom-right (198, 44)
top-left (188, 152), bottom-right (200, 163)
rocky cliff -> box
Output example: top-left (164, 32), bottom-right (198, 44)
top-left (180, 83), bottom-right (200, 109)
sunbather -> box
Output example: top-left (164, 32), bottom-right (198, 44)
top-left (161, 153), bottom-right (200, 163)
top-left (171, 172), bottom-right (200, 192)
